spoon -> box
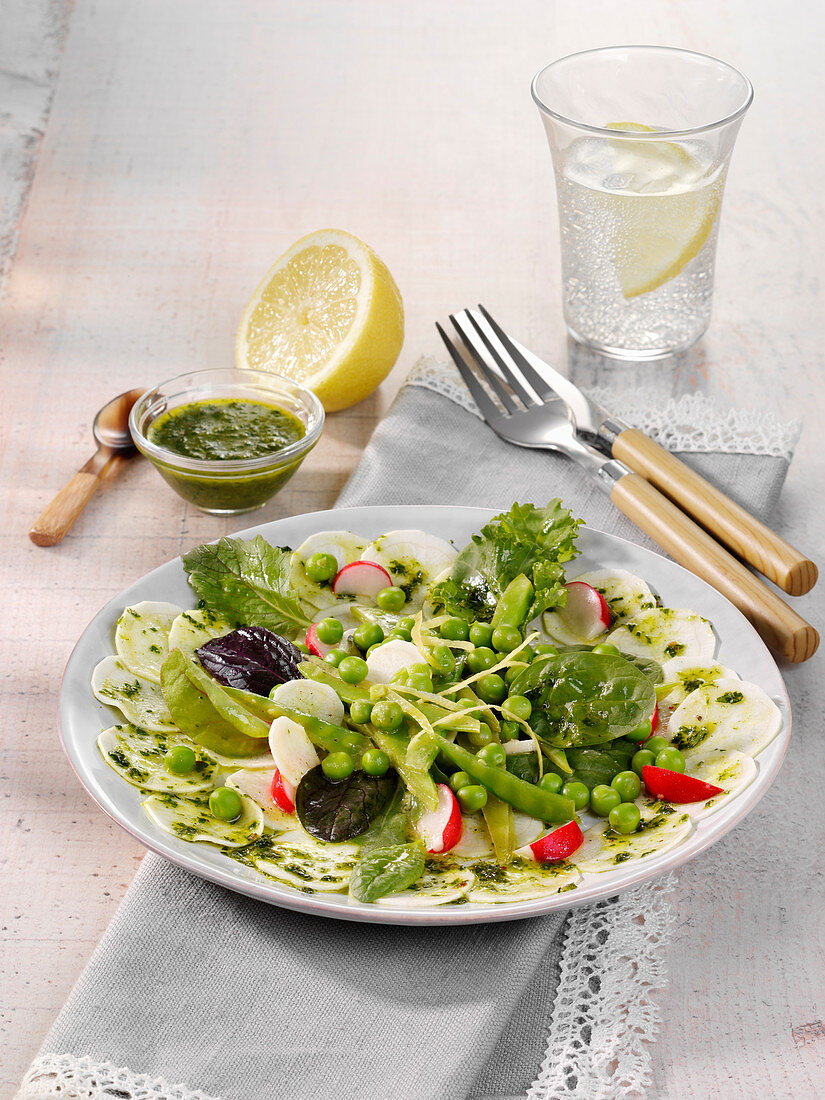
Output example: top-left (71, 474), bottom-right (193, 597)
top-left (30, 388), bottom-right (146, 547)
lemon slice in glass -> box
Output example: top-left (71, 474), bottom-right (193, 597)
top-left (602, 123), bottom-right (724, 299)
top-left (236, 229), bottom-right (404, 411)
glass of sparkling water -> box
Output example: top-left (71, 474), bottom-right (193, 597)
top-left (532, 47), bottom-right (753, 360)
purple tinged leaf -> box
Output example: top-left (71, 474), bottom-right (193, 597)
top-left (196, 627), bottom-right (302, 696)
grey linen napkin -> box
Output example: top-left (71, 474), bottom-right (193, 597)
top-left (18, 378), bottom-right (797, 1100)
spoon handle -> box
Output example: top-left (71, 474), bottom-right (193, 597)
top-left (30, 449), bottom-right (122, 547)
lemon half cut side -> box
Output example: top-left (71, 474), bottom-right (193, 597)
top-left (236, 229), bottom-right (404, 412)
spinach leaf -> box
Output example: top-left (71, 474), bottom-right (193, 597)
top-left (296, 765), bottom-right (396, 842)
top-left (512, 651), bottom-right (655, 748)
top-left (348, 843), bottom-right (426, 904)
top-left (428, 501), bottom-right (581, 625)
top-left (506, 752), bottom-right (540, 785)
top-left (359, 784), bottom-right (409, 851)
top-left (197, 626), bottom-right (302, 695)
top-left (623, 654), bottom-right (663, 685)
top-left (182, 536), bottom-right (312, 635)
top-left (160, 649), bottom-right (265, 758)
top-left (565, 739), bottom-right (636, 790)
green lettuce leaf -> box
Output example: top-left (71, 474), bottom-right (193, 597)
top-left (428, 500), bottom-right (581, 625)
top-left (182, 536), bottom-right (311, 635)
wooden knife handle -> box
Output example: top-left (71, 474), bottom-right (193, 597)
top-left (611, 472), bottom-right (819, 663)
top-left (612, 428), bottom-right (818, 596)
top-left (29, 449), bottom-right (124, 547)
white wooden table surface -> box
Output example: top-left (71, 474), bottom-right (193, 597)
top-left (1, 1), bottom-right (823, 1096)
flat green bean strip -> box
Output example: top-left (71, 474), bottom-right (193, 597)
top-left (370, 727), bottom-right (439, 812)
top-left (298, 660), bottom-right (371, 705)
top-left (223, 685), bottom-right (367, 756)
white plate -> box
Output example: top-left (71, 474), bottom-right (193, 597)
top-left (59, 505), bottom-right (791, 925)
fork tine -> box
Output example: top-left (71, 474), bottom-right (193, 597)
top-left (436, 322), bottom-right (503, 424)
top-left (460, 309), bottom-right (542, 408)
top-left (475, 305), bottom-right (556, 401)
top-left (449, 312), bottom-right (519, 413)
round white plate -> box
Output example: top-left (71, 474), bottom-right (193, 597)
top-left (59, 505), bottom-right (791, 925)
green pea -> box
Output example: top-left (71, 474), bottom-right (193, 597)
top-left (539, 772), bottom-right (564, 794)
top-left (476, 673), bottom-right (507, 704)
top-left (469, 622), bottom-right (494, 647)
top-left (209, 787), bottom-right (242, 822)
top-left (590, 784), bottom-right (622, 817)
top-left (491, 624), bottom-right (523, 653)
top-left (608, 802), bottom-right (641, 834)
top-left (504, 665), bottom-right (522, 686)
top-left (295, 642), bottom-right (310, 655)
top-left (632, 749), bottom-right (656, 776)
top-left (353, 622), bottom-right (384, 651)
top-left (591, 642), bottom-right (621, 656)
top-left (534, 643), bottom-right (559, 657)
top-left (349, 699), bottom-right (373, 724)
top-left (466, 646), bottom-right (497, 674)
top-left (431, 644), bottom-right (454, 672)
top-left (502, 694), bottom-right (532, 722)
top-left (626, 721), bottom-right (654, 742)
top-left (655, 747), bottom-right (686, 773)
top-left (390, 666), bottom-right (408, 683)
top-left (371, 699), bottom-right (404, 731)
top-left (322, 751), bottom-right (354, 780)
top-left (611, 770), bottom-right (642, 802)
top-left (499, 720), bottom-right (520, 742)
top-left (386, 627), bottom-right (413, 642)
top-left (315, 617), bottom-right (344, 645)
top-left (324, 648), bottom-right (347, 667)
top-left (338, 656), bottom-right (368, 684)
top-left (408, 671), bottom-right (433, 693)
top-left (457, 784), bottom-right (488, 812)
top-left (562, 780), bottom-right (590, 811)
top-left (449, 770), bottom-right (473, 792)
top-left (376, 586), bottom-right (406, 612)
top-left (646, 736), bottom-right (671, 755)
top-left (468, 723), bottom-right (494, 748)
top-left (477, 743), bottom-right (506, 768)
top-left (164, 744), bottom-right (196, 775)
top-left (361, 749), bottom-right (390, 776)
top-left (441, 617), bottom-right (470, 641)
top-left (398, 616), bottom-right (416, 632)
top-left (305, 552), bottom-right (338, 583)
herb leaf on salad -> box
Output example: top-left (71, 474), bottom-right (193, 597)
top-left (197, 626), bottom-right (302, 696)
top-left (429, 500), bottom-right (582, 625)
top-left (182, 535), bottom-right (312, 635)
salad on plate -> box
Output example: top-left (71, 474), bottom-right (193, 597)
top-left (90, 501), bottom-right (782, 907)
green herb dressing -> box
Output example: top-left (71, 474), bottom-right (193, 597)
top-left (148, 398), bottom-right (304, 461)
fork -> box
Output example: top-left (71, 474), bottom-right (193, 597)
top-left (437, 309), bottom-right (818, 663)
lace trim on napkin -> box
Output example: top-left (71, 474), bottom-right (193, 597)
top-left (407, 356), bottom-right (801, 461)
top-left (527, 874), bottom-right (677, 1100)
top-left (14, 1055), bottom-right (222, 1100)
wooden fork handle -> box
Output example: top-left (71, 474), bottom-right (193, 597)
top-left (611, 472), bottom-right (819, 663)
top-left (612, 428), bottom-right (818, 596)
top-left (29, 449), bottom-right (123, 547)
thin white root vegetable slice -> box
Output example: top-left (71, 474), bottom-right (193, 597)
top-left (225, 769), bottom-right (296, 830)
top-left (205, 746), bottom-right (274, 769)
top-left (366, 639), bottom-right (426, 683)
top-left (91, 655), bottom-right (177, 732)
top-left (268, 716), bottom-right (320, 786)
top-left (572, 799), bottom-right (692, 873)
top-left (98, 725), bottom-right (215, 794)
top-left (142, 791), bottom-right (263, 847)
top-left (512, 812), bottom-right (546, 848)
top-left (677, 751), bottom-right (758, 820)
top-left (451, 813), bottom-right (494, 858)
top-left (288, 531), bottom-right (367, 610)
top-left (657, 658), bottom-right (740, 732)
top-left (254, 830), bottom-right (358, 892)
top-left (375, 866), bottom-right (475, 907)
top-left (361, 529), bottom-right (457, 606)
top-left (605, 607), bottom-right (716, 664)
top-left (115, 602), bottom-right (182, 683)
top-left (543, 568), bottom-right (656, 644)
top-left (465, 858), bottom-right (580, 903)
top-left (668, 678), bottom-right (782, 762)
top-left (167, 608), bottom-right (233, 657)
top-left (271, 679), bottom-right (345, 725)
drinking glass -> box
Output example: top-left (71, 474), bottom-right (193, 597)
top-left (532, 46), bottom-right (753, 359)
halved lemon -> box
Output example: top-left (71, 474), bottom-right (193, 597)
top-left (236, 229), bottom-right (404, 412)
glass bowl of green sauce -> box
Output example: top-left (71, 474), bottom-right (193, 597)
top-left (129, 368), bottom-right (324, 514)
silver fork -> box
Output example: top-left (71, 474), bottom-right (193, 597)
top-left (436, 308), bottom-right (817, 663)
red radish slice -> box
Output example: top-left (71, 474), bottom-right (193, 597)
top-left (521, 820), bottom-right (584, 862)
top-left (650, 701), bottom-right (659, 733)
top-left (332, 560), bottom-right (393, 598)
top-left (270, 769), bottom-right (296, 814)
top-left (557, 581), bottom-right (611, 640)
top-left (305, 623), bottom-right (333, 657)
top-left (415, 784), bottom-right (462, 854)
top-left (642, 765), bottom-right (725, 804)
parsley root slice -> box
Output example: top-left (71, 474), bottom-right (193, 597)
top-left (642, 765), bottom-right (724, 803)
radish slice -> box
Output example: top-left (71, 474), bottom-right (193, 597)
top-left (650, 701), bottom-right (659, 733)
top-left (516, 819), bottom-right (584, 863)
top-left (557, 581), bottom-right (611, 640)
top-left (415, 784), bottom-right (462, 854)
top-left (268, 716), bottom-right (319, 787)
top-left (270, 769), bottom-right (296, 813)
top-left (332, 560), bottom-right (393, 598)
top-left (305, 623), bottom-right (334, 657)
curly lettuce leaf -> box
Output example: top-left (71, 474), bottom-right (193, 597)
top-left (182, 536), bottom-right (311, 636)
top-left (429, 500), bottom-right (582, 624)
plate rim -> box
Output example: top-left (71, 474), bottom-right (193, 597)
top-left (59, 503), bottom-right (792, 926)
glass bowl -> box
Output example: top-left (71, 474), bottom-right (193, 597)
top-left (129, 368), bottom-right (324, 515)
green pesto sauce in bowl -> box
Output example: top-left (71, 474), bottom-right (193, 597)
top-left (148, 398), bottom-right (305, 460)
